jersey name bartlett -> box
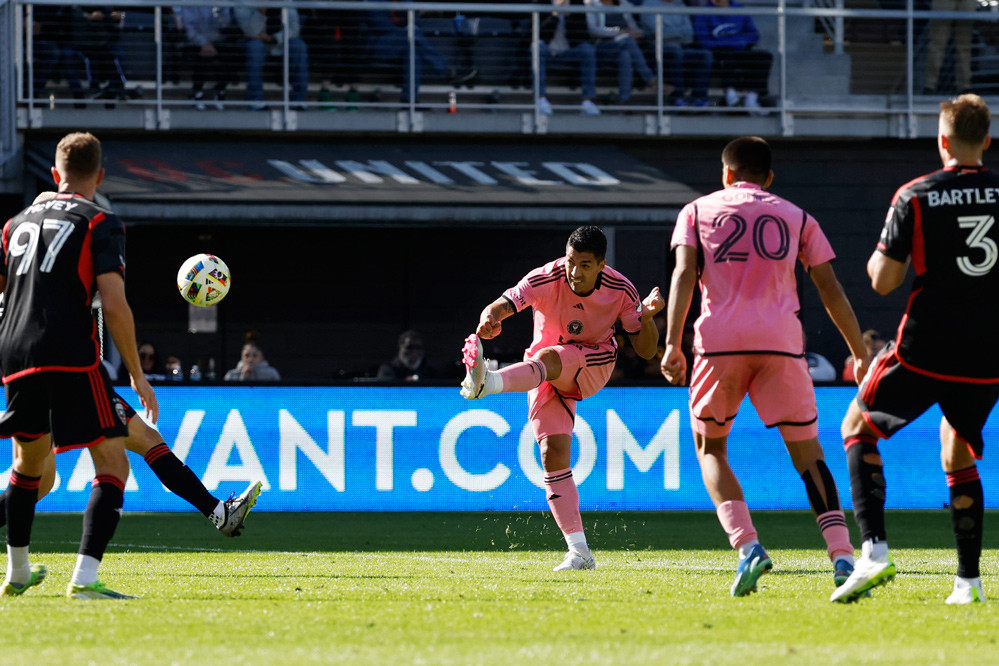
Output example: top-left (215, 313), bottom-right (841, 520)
top-left (926, 187), bottom-right (999, 207)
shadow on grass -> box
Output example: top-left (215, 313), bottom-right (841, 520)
top-left (15, 509), bottom-right (982, 555)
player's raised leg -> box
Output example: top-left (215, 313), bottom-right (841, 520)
top-left (460, 335), bottom-right (549, 400)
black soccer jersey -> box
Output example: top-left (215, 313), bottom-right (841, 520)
top-left (0, 192), bottom-right (125, 381)
top-left (879, 164), bottom-right (999, 382)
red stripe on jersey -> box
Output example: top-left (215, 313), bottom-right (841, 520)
top-left (93, 474), bottom-right (126, 491)
top-left (890, 170), bottom-right (942, 206)
top-left (860, 347), bottom-right (898, 405)
top-left (77, 212), bottom-right (101, 303)
top-left (1, 360), bottom-right (102, 384)
top-left (910, 196), bottom-right (926, 275)
top-left (896, 354), bottom-right (999, 384)
top-left (88, 368), bottom-right (114, 428)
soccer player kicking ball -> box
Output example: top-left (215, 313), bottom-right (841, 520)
top-left (832, 94), bottom-right (999, 605)
top-left (460, 226), bottom-right (664, 571)
top-left (662, 137), bottom-right (871, 597)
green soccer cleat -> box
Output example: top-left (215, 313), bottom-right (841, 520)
top-left (1, 564), bottom-right (47, 596)
top-left (731, 544), bottom-right (772, 597)
top-left (66, 580), bottom-right (138, 600)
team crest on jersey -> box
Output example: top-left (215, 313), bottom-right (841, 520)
top-left (567, 320), bottom-right (584, 335)
top-left (113, 398), bottom-right (128, 426)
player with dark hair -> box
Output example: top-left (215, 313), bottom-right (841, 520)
top-left (460, 225), bottom-right (664, 570)
top-left (662, 136), bottom-right (870, 596)
top-left (0, 191), bottom-right (262, 538)
top-left (832, 94), bottom-right (999, 605)
top-left (0, 132), bottom-right (151, 599)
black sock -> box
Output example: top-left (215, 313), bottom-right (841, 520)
top-left (144, 443), bottom-right (219, 516)
top-left (845, 434), bottom-right (887, 544)
top-left (79, 475), bottom-right (125, 561)
top-left (946, 466), bottom-right (984, 579)
top-left (5, 472), bottom-right (40, 547)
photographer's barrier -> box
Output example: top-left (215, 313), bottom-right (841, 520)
top-left (4, 386), bottom-right (996, 512)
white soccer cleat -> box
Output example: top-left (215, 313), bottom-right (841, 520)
top-left (219, 480), bottom-right (263, 537)
top-left (553, 549), bottom-right (597, 571)
top-left (830, 552), bottom-right (896, 603)
top-left (945, 576), bottom-right (986, 605)
top-left (459, 334), bottom-right (489, 400)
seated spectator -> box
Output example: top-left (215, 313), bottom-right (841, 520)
top-left (804, 332), bottom-right (837, 383)
top-left (587, 0), bottom-right (657, 105)
top-left (377, 330), bottom-right (440, 381)
top-left (842, 328), bottom-right (885, 382)
top-left (692, 0), bottom-right (772, 113)
top-left (234, 0), bottom-right (309, 110)
top-left (360, 2), bottom-right (474, 104)
top-left (181, 5), bottom-right (242, 110)
top-left (626, 0), bottom-right (713, 107)
top-left (225, 333), bottom-right (282, 381)
top-left (138, 341), bottom-right (169, 381)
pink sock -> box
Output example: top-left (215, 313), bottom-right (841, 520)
top-left (817, 510), bottom-right (854, 560)
top-left (716, 500), bottom-right (758, 550)
top-left (497, 359), bottom-right (547, 393)
top-left (545, 468), bottom-right (584, 539)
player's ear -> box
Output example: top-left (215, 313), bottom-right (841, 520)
top-left (50, 166), bottom-right (61, 186)
top-left (984, 135), bottom-right (992, 152)
top-left (722, 165), bottom-right (735, 187)
top-left (96, 167), bottom-right (105, 186)
top-left (764, 170), bottom-right (774, 189)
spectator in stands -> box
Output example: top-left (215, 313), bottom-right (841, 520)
top-left (138, 341), bottom-right (169, 382)
top-left (923, 0), bottom-right (976, 94)
top-left (181, 6), bottom-right (241, 110)
top-left (804, 332), bottom-right (837, 383)
top-left (377, 329), bottom-right (440, 381)
top-left (233, 0), bottom-right (309, 110)
top-left (692, 0), bottom-right (772, 113)
top-left (77, 5), bottom-right (130, 102)
top-left (225, 333), bottom-right (281, 381)
top-left (361, 2), bottom-right (473, 104)
top-left (842, 329), bottom-right (885, 382)
top-left (626, 0), bottom-right (713, 107)
top-left (587, 0), bottom-right (658, 105)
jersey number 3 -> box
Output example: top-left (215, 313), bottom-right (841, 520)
top-left (957, 214), bottom-right (998, 277)
top-left (9, 219), bottom-right (75, 276)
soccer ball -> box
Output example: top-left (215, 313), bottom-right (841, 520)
top-left (177, 253), bottom-right (230, 307)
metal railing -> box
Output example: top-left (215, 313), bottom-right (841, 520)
top-left (9, 0), bottom-right (999, 138)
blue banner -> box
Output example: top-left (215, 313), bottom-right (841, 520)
top-left (2, 386), bottom-right (995, 512)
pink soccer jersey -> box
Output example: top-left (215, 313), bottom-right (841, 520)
top-left (503, 257), bottom-right (642, 357)
top-left (671, 182), bottom-right (836, 355)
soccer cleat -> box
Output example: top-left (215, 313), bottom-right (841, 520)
top-left (829, 553), bottom-right (896, 603)
top-left (1, 564), bottom-right (47, 596)
top-left (945, 577), bottom-right (986, 605)
top-left (67, 580), bottom-right (137, 600)
top-left (553, 550), bottom-right (596, 571)
top-left (833, 558), bottom-right (854, 587)
top-left (459, 334), bottom-right (489, 400)
top-left (731, 544), bottom-right (772, 597)
top-left (219, 480), bottom-right (263, 537)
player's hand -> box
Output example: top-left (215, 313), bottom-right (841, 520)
top-left (660, 344), bottom-right (687, 386)
top-left (851, 352), bottom-right (872, 386)
top-left (131, 374), bottom-right (159, 424)
top-left (476, 315), bottom-right (502, 340)
top-left (642, 287), bottom-right (665, 317)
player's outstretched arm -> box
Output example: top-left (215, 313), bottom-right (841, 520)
top-left (476, 297), bottom-right (515, 340)
top-left (661, 246), bottom-right (698, 386)
top-left (97, 271), bottom-right (159, 422)
top-left (630, 286), bottom-right (665, 360)
top-left (809, 261), bottom-right (870, 385)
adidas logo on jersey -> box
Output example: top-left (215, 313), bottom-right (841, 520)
top-left (573, 303), bottom-right (585, 310)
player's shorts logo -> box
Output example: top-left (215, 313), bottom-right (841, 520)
top-left (567, 320), bottom-right (584, 335)
top-left (113, 398), bottom-right (128, 426)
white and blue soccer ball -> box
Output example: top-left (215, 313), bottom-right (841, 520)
top-left (177, 253), bottom-right (230, 307)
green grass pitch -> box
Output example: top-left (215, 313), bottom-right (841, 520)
top-left (2, 510), bottom-right (998, 665)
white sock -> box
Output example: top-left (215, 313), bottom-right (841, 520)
top-left (737, 539), bottom-right (761, 559)
top-left (209, 501), bottom-right (226, 528)
top-left (565, 531), bottom-right (588, 554)
top-left (834, 553), bottom-right (856, 566)
top-left (70, 554), bottom-right (101, 586)
top-left (6, 545), bottom-right (30, 585)
top-left (483, 370), bottom-right (503, 396)
top-left (861, 539), bottom-right (889, 560)
top-left (955, 576), bottom-right (981, 590)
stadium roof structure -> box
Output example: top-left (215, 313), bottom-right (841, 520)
top-left (25, 138), bottom-right (700, 227)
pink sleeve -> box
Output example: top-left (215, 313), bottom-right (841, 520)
top-left (619, 293), bottom-right (643, 334)
top-left (502, 267), bottom-right (541, 313)
top-left (670, 204), bottom-right (699, 250)
top-left (798, 214), bottom-right (836, 270)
